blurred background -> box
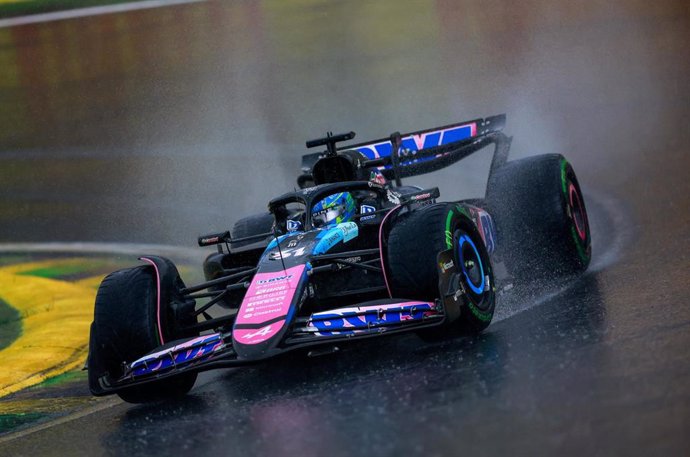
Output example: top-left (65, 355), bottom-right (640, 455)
top-left (1, 0), bottom-right (687, 246)
top-left (0, 1), bottom-right (688, 454)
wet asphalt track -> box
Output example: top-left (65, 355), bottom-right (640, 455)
top-left (0, 0), bottom-right (689, 455)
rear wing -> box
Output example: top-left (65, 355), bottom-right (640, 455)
top-left (299, 114), bottom-right (511, 187)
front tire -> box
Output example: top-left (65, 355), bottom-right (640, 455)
top-left (88, 263), bottom-right (198, 403)
top-left (386, 203), bottom-right (496, 336)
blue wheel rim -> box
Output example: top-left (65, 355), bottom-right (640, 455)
top-left (457, 234), bottom-right (485, 295)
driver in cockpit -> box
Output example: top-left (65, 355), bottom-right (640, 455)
top-left (311, 192), bottom-right (356, 228)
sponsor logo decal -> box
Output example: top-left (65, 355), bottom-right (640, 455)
top-left (268, 246), bottom-right (307, 260)
top-left (439, 259), bottom-right (454, 273)
top-left (234, 265), bottom-right (305, 344)
top-left (411, 193), bottom-right (432, 201)
top-left (312, 223), bottom-right (358, 255)
top-left (387, 189), bottom-right (401, 205)
top-left (354, 123), bottom-right (476, 160)
top-left (287, 220), bottom-right (302, 232)
top-left (302, 186), bottom-right (317, 194)
top-left (257, 274), bottom-right (293, 284)
top-left (453, 288), bottom-right (463, 302)
top-left (131, 334), bottom-right (223, 377)
top-left (338, 221), bottom-right (358, 242)
top-left (323, 232), bottom-right (340, 247)
top-left (308, 302), bottom-right (439, 336)
top-left (242, 325), bottom-right (273, 340)
top-left (313, 228), bottom-right (343, 254)
top-left (360, 204), bottom-right (376, 221)
top-left (369, 170), bottom-right (387, 185)
top-left (336, 256), bottom-right (362, 270)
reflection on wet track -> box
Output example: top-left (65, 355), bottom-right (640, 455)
top-left (0, 0), bottom-right (688, 455)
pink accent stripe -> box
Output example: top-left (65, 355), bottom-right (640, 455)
top-left (140, 257), bottom-right (165, 345)
top-left (568, 183), bottom-right (587, 240)
top-left (378, 205), bottom-right (402, 298)
top-left (469, 122), bottom-right (477, 137)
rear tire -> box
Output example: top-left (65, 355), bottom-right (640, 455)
top-left (88, 264), bottom-right (198, 403)
top-left (386, 203), bottom-right (496, 337)
top-left (486, 154), bottom-right (591, 280)
top-left (231, 212), bottom-right (274, 247)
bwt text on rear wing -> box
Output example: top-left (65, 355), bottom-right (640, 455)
top-left (298, 114), bottom-right (511, 188)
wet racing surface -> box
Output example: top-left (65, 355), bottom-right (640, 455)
top-left (0, 0), bottom-right (689, 455)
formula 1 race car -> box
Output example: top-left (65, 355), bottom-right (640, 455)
top-left (87, 114), bottom-right (591, 403)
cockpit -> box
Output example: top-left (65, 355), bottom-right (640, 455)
top-left (269, 182), bottom-right (391, 234)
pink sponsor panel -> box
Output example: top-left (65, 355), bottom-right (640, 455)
top-left (236, 264), bottom-right (306, 325)
top-left (234, 323), bottom-right (285, 344)
top-left (233, 265), bottom-right (306, 345)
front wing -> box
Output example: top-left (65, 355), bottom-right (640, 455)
top-left (94, 298), bottom-right (446, 394)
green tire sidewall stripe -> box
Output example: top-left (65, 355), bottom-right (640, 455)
top-left (571, 226), bottom-right (590, 263)
top-left (446, 205), bottom-right (494, 321)
top-left (445, 210), bottom-right (454, 249)
top-left (560, 157), bottom-right (568, 195)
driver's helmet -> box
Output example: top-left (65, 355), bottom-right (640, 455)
top-left (312, 192), bottom-right (356, 228)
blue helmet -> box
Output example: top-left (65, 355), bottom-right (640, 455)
top-left (312, 192), bottom-right (356, 228)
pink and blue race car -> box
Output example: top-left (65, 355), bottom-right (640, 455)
top-left (87, 114), bottom-right (591, 403)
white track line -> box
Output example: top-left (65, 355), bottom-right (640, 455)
top-left (0, 397), bottom-right (122, 444)
top-left (0, 241), bottom-right (208, 264)
top-left (0, 0), bottom-right (206, 29)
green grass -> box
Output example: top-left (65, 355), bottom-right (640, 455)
top-left (0, 412), bottom-right (46, 431)
top-left (32, 370), bottom-right (86, 389)
top-left (18, 262), bottom-right (103, 280)
top-left (0, 0), bottom-right (152, 19)
top-left (0, 297), bottom-right (21, 352)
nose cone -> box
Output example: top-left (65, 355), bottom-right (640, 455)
top-left (232, 264), bottom-right (307, 359)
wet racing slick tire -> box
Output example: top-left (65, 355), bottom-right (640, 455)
top-left (231, 212), bottom-right (275, 247)
top-left (486, 154), bottom-right (591, 281)
top-left (202, 214), bottom-right (273, 305)
top-left (386, 203), bottom-right (496, 337)
top-left (87, 262), bottom-right (198, 403)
